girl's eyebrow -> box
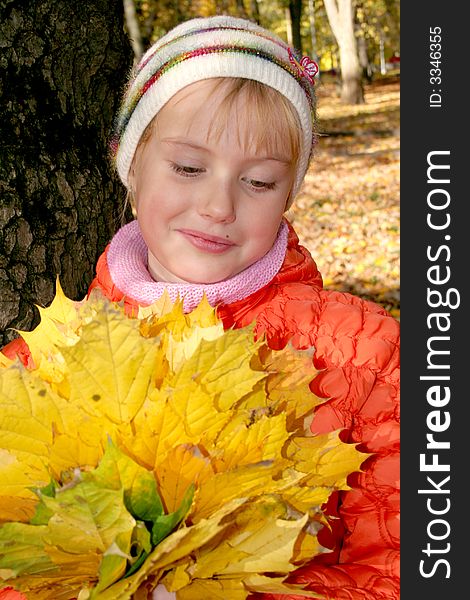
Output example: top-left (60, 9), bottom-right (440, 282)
top-left (162, 139), bottom-right (210, 153)
top-left (161, 138), bottom-right (291, 165)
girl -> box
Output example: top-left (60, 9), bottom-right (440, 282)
top-left (3, 15), bottom-right (400, 600)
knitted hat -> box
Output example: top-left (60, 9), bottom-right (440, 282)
top-left (112, 15), bottom-right (318, 204)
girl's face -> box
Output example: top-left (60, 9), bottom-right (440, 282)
top-left (130, 80), bottom-right (295, 284)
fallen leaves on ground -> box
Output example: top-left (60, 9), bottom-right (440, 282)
top-left (287, 75), bottom-right (400, 319)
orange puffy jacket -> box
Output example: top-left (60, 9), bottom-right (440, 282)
top-left (2, 222), bottom-right (400, 599)
top-left (88, 222), bottom-right (400, 600)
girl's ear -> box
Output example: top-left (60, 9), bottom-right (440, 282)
top-left (128, 165), bottom-right (138, 215)
top-left (128, 190), bottom-right (138, 218)
top-left (284, 190), bottom-right (293, 212)
top-left (128, 164), bottom-right (135, 192)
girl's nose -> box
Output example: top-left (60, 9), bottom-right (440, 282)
top-left (197, 181), bottom-right (236, 223)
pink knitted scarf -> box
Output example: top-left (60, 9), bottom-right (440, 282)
top-left (107, 220), bottom-right (288, 312)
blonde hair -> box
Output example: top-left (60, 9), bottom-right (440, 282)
top-left (205, 78), bottom-right (302, 165)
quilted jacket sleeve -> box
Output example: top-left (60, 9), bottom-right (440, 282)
top-left (243, 286), bottom-right (400, 600)
top-left (0, 336), bottom-right (33, 368)
top-left (88, 245), bottom-right (141, 316)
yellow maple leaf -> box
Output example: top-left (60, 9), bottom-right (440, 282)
top-left (0, 287), bottom-right (366, 599)
top-left (168, 577), bottom-right (249, 599)
top-left (243, 574), bottom-right (324, 598)
top-left (137, 289), bottom-right (178, 322)
top-left (190, 504), bottom-right (309, 578)
top-left (154, 445), bottom-right (214, 513)
top-left (16, 278), bottom-right (84, 380)
top-left (0, 353), bottom-right (12, 369)
top-left (286, 432), bottom-right (370, 489)
top-left (60, 304), bottom-right (158, 424)
top-left (211, 413), bottom-right (289, 471)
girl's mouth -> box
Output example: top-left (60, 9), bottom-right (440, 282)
top-left (178, 229), bottom-right (236, 254)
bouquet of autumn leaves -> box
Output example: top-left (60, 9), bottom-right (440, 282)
top-left (0, 282), bottom-right (366, 599)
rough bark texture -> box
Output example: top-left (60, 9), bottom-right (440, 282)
top-left (0, 0), bottom-right (133, 347)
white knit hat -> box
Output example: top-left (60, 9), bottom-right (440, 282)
top-left (111, 15), bottom-right (318, 204)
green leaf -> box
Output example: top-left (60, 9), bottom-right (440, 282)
top-left (94, 532), bottom-right (131, 594)
top-left (0, 474), bottom-right (135, 595)
top-left (0, 522), bottom-right (55, 577)
top-left (29, 480), bottom-right (58, 525)
top-left (151, 483), bottom-right (194, 546)
top-left (85, 440), bottom-right (164, 522)
top-left (43, 479), bottom-right (134, 556)
top-left (124, 522), bottom-right (152, 578)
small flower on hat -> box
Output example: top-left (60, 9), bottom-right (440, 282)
top-left (288, 48), bottom-right (318, 84)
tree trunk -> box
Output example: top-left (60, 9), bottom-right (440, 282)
top-left (0, 0), bottom-right (133, 348)
top-left (357, 33), bottom-right (372, 82)
top-left (323, 0), bottom-right (364, 104)
top-left (235, 0), bottom-right (249, 19)
top-left (285, 6), bottom-right (293, 46)
top-left (289, 0), bottom-right (303, 53)
top-left (379, 35), bottom-right (386, 75)
top-left (124, 0), bottom-right (143, 62)
top-left (307, 0), bottom-right (320, 73)
top-left (249, 0), bottom-right (261, 24)
top-left (216, 0), bottom-right (231, 14)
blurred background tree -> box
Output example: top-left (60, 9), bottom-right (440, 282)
top-left (124, 0), bottom-right (400, 93)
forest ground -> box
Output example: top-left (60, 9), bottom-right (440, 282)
top-left (286, 73), bottom-right (400, 319)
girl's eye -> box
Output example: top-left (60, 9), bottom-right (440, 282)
top-left (244, 178), bottom-right (277, 191)
top-left (171, 163), bottom-right (204, 177)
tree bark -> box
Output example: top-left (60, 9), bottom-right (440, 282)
top-left (289, 0), bottom-right (303, 53)
top-left (323, 0), bottom-right (364, 104)
top-left (0, 0), bottom-right (133, 348)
